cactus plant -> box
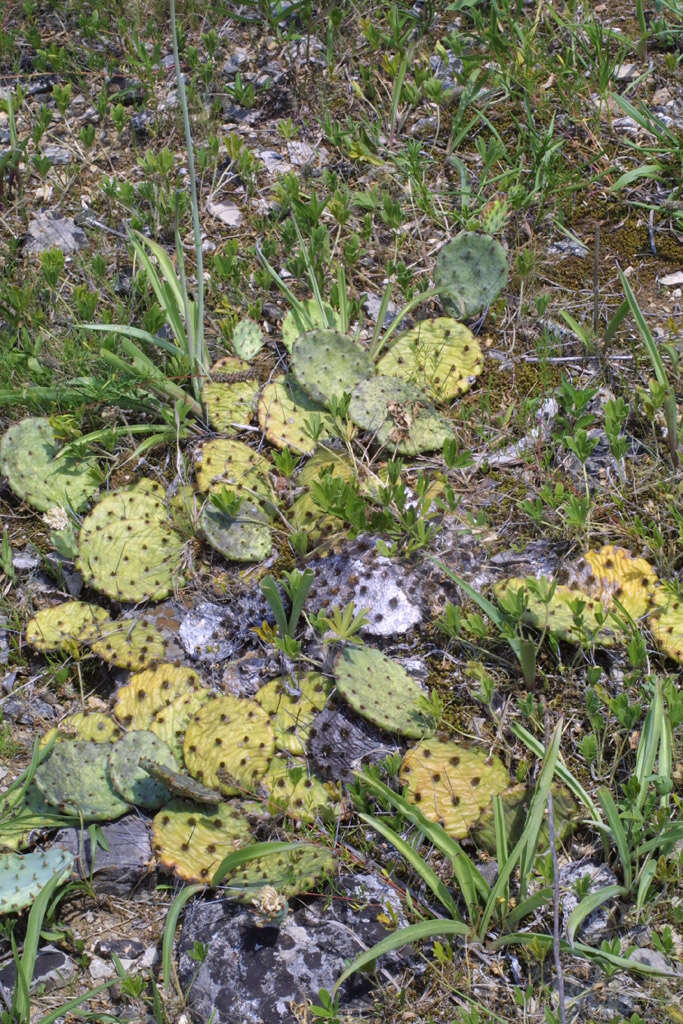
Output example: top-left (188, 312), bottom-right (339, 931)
top-left (194, 438), bottom-right (274, 504)
top-left (573, 545), bottom-right (658, 619)
top-left (77, 479), bottom-right (186, 602)
top-left (149, 690), bottom-right (211, 762)
top-left (434, 231), bottom-right (508, 319)
top-left (90, 617), bottom-right (166, 671)
top-left (376, 318), bottom-right (484, 401)
top-left (258, 375), bottom-right (336, 454)
top-left (262, 757), bottom-right (338, 823)
top-left (220, 842), bottom-right (336, 902)
top-left (152, 799), bottom-right (252, 883)
top-left (183, 696), bottom-right (275, 796)
top-left (648, 588), bottom-right (683, 664)
top-left (0, 848), bottom-right (74, 914)
top-left (255, 673), bottom-right (331, 756)
top-left (349, 376), bottom-right (454, 455)
top-left (291, 330), bottom-right (374, 407)
top-left (0, 417), bottom-right (101, 513)
top-left (494, 576), bottom-right (624, 646)
top-left (108, 731), bottom-right (178, 809)
top-left (199, 499), bottom-right (272, 563)
top-left (334, 646), bottom-right (434, 738)
top-left (202, 356), bottom-right (259, 432)
top-left (400, 740), bottom-right (509, 838)
top-left (48, 711), bottom-right (121, 744)
top-left (26, 602), bottom-right (112, 652)
top-left (473, 783), bottom-right (577, 855)
top-left (34, 740), bottom-right (130, 820)
top-left (281, 299), bottom-right (340, 353)
top-left (139, 759), bottom-right (222, 805)
top-left (114, 664), bottom-right (203, 730)
top-left (231, 317), bottom-right (264, 361)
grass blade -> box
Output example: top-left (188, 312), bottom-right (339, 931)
top-left (162, 883), bottom-right (204, 998)
top-left (597, 787), bottom-right (632, 891)
top-left (566, 884), bottom-right (627, 945)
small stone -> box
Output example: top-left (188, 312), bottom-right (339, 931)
top-left (25, 213), bottom-right (87, 254)
top-left (40, 144), bottom-right (72, 165)
top-left (89, 956), bottom-right (115, 981)
top-left (206, 200), bottom-right (242, 227)
top-left (95, 939), bottom-right (146, 960)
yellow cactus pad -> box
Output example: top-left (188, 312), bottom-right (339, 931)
top-left (151, 799), bottom-right (251, 883)
top-left (194, 438), bottom-right (273, 503)
top-left (648, 589), bottom-right (683, 664)
top-left (202, 356), bottom-right (258, 432)
top-left (494, 577), bottom-right (624, 646)
top-left (579, 545), bottom-right (658, 618)
top-left (26, 602), bottom-right (112, 652)
top-left (114, 664), bottom-right (203, 730)
top-left (401, 740), bottom-right (509, 838)
top-left (255, 673), bottom-right (331, 756)
top-left (262, 757), bottom-right (338, 822)
top-left (376, 317), bottom-right (484, 401)
top-left (258, 375), bottom-right (336, 455)
top-left (90, 618), bottom-right (165, 671)
top-left (149, 690), bottom-right (211, 763)
top-left (183, 696), bottom-right (275, 796)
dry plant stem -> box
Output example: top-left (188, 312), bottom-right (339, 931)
top-left (545, 707), bottom-right (566, 1024)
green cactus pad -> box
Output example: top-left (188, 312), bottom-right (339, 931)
top-left (334, 646), bottom-right (434, 738)
top-left (139, 759), bottom-right (222, 805)
top-left (34, 740), bottom-right (130, 820)
top-left (349, 376), bottom-right (454, 455)
top-left (262, 757), bottom-right (339, 823)
top-left (255, 672), bottom-right (331, 756)
top-left (114, 664), bottom-right (203, 730)
top-left (434, 231), bottom-right (508, 318)
top-left (149, 690), bottom-right (211, 762)
top-left (0, 848), bottom-right (74, 914)
top-left (400, 740), bottom-right (509, 838)
top-left (152, 799), bottom-right (252, 883)
top-left (202, 356), bottom-right (259, 432)
top-left (258, 375), bottom-right (336, 455)
top-left (473, 783), bottom-right (577, 855)
top-left (291, 330), bottom-right (374, 407)
top-left (200, 499), bottom-right (272, 563)
top-left (108, 731), bottom-right (178, 809)
top-left (648, 589), bottom-right (683, 664)
top-left (281, 300), bottom-right (341, 353)
top-left (77, 479), bottom-right (186, 602)
top-left (194, 438), bottom-right (273, 503)
top-left (376, 318), bottom-right (484, 401)
top-left (494, 577), bottom-right (623, 646)
top-left (183, 696), bottom-right (275, 796)
top-left (221, 843), bottom-right (336, 902)
top-left (90, 617), bottom-right (166, 670)
top-left (231, 318), bottom-right (264, 361)
top-left (26, 602), bottom-right (112, 652)
top-left (0, 417), bottom-right (101, 513)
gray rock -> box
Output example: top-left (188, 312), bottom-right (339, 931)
top-left (52, 816), bottom-right (153, 896)
top-left (177, 874), bottom-right (411, 1024)
top-left (0, 945), bottom-right (75, 1008)
top-left (40, 144), bottom-right (71, 165)
top-left (307, 705), bottom-right (396, 782)
top-left (559, 860), bottom-right (617, 942)
top-left (94, 938), bottom-right (146, 960)
top-left (178, 602), bottom-right (237, 663)
top-left (25, 213), bottom-right (87, 254)
top-left (628, 946), bottom-right (676, 974)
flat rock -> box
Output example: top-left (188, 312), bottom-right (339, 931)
top-left (25, 213), bottom-right (87, 254)
top-left (0, 945), bottom-right (75, 1008)
top-left (307, 704), bottom-right (397, 782)
top-left (52, 815), bottom-right (153, 895)
top-left (178, 874), bottom-right (411, 1024)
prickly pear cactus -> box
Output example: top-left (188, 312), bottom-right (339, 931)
top-left (26, 602), bottom-right (111, 652)
top-left (258, 375), bottom-right (336, 454)
top-left (231, 318), bottom-right (264, 361)
top-left (221, 843), bottom-right (336, 902)
top-left (0, 848), bottom-right (74, 913)
top-left (494, 577), bottom-right (623, 646)
top-left (77, 478), bottom-right (186, 602)
top-left (434, 232), bottom-right (508, 319)
top-left (262, 757), bottom-right (338, 823)
top-left (400, 740), bottom-right (509, 838)
top-left (334, 646), bottom-right (434, 738)
top-left (200, 500), bottom-right (272, 563)
top-left (648, 588), bottom-right (683, 664)
top-left (139, 759), bottom-right (222, 805)
top-left (572, 545), bottom-right (658, 619)
top-left (183, 696), bottom-right (275, 796)
top-left (152, 799), bottom-right (252, 883)
top-left (281, 299), bottom-right (341, 353)
top-left (149, 690), bottom-right (211, 763)
top-left (34, 740), bottom-right (130, 820)
top-left (202, 356), bottom-right (259, 432)
top-left (376, 318), bottom-right (484, 401)
top-left (108, 731), bottom-right (178, 809)
top-left (114, 664), bottom-right (204, 731)
top-left (0, 417), bottom-right (101, 513)
top-left (473, 783), bottom-right (577, 855)
top-left (289, 449), bottom-right (356, 540)
top-left (349, 376), bottom-right (454, 455)
top-left (50, 711), bottom-right (121, 744)
top-left (291, 330), bottom-right (374, 407)
top-left (255, 673), bottom-right (331, 756)
top-left (194, 439), bottom-right (273, 504)
top-left (90, 617), bottom-right (166, 671)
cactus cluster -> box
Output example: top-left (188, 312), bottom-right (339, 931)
top-left (291, 329), bottom-right (374, 407)
top-left (377, 318), bottom-right (484, 402)
top-left (400, 740), bottom-right (509, 838)
top-left (77, 478), bottom-right (186, 602)
top-left (334, 645), bottom-right (434, 738)
top-left (202, 356), bottom-right (259, 432)
top-left (0, 417), bottom-right (101, 513)
top-left (434, 231), bottom-right (508, 318)
top-left (349, 376), bottom-right (454, 455)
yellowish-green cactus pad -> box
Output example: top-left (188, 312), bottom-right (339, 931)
top-left (114, 664), bottom-right (204, 730)
top-left (377, 318), bottom-right (484, 401)
top-left (183, 696), bottom-right (275, 796)
top-left (152, 799), bottom-right (252, 883)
